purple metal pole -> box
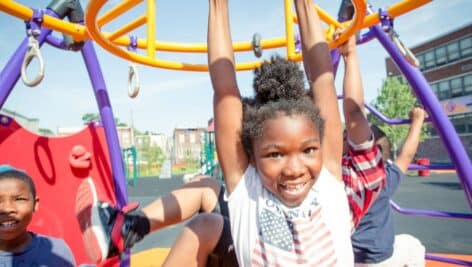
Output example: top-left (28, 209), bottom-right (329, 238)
top-left (331, 49), bottom-right (341, 78)
top-left (371, 24), bottom-right (472, 209)
top-left (80, 41), bottom-right (128, 208)
top-left (336, 95), bottom-right (433, 125)
top-left (390, 201), bottom-right (472, 220)
top-left (0, 9), bottom-right (58, 108)
top-left (425, 254), bottom-right (472, 266)
top-left (45, 34), bottom-right (68, 50)
top-left (81, 41), bottom-right (130, 267)
top-left (408, 163), bottom-right (455, 170)
top-left (357, 30), bottom-right (376, 45)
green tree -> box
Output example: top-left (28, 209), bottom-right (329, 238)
top-left (81, 113), bottom-right (127, 126)
top-left (81, 113), bottom-right (100, 124)
top-left (369, 77), bottom-right (428, 157)
top-left (149, 146), bottom-right (166, 166)
top-left (137, 136), bottom-right (166, 176)
top-left (39, 128), bottom-right (54, 136)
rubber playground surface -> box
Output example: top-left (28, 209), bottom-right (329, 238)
top-left (127, 172), bottom-right (471, 266)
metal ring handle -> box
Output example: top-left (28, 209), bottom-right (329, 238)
top-left (391, 31), bottom-right (419, 67)
top-left (128, 63), bottom-right (140, 98)
top-left (21, 37), bottom-right (45, 87)
top-left (252, 33), bottom-right (262, 58)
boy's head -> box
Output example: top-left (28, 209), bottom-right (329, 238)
top-left (0, 165), bottom-right (39, 246)
top-left (370, 125), bottom-right (391, 162)
top-left (241, 57), bottom-right (325, 207)
top-left (342, 125), bottom-right (391, 162)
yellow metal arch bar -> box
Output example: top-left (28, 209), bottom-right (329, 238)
top-left (362, 0), bottom-right (431, 28)
top-left (292, 5), bottom-right (343, 29)
top-left (85, 0), bottom-right (366, 71)
top-left (99, 0), bottom-right (430, 55)
top-left (98, 0), bottom-right (143, 28)
top-left (0, 0), bottom-right (431, 71)
top-left (292, 0), bottom-right (432, 32)
top-left (146, 0), bottom-right (156, 59)
top-left (108, 15), bottom-right (146, 42)
top-left (284, 0), bottom-right (296, 60)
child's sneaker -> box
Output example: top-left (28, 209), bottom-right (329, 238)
top-left (75, 178), bottom-right (145, 263)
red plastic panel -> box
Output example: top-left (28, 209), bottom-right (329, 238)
top-left (0, 115), bottom-right (119, 266)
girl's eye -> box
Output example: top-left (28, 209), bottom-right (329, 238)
top-left (304, 147), bottom-right (317, 154)
top-left (268, 152), bottom-right (282, 158)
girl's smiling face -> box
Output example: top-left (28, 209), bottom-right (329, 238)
top-left (252, 114), bottom-right (323, 207)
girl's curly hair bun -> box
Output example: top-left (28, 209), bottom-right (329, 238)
top-left (253, 56), bottom-right (306, 104)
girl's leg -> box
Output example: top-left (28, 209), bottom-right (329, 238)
top-left (142, 177), bottom-right (222, 231)
top-left (162, 213), bottom-right (225, 267)
top-left (76, 177), bottom-right (223, 263)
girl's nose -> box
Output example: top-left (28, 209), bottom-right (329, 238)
top-left (283, 155), bottom-right (305, 178)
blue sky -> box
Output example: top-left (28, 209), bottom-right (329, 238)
top-left (1, 0), bottom-right (471, 136)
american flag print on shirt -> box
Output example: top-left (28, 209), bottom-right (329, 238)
top-left (251, 202), bottom-right (337, 267)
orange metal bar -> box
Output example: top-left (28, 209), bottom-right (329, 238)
top-left (108, 15), bottom-right (146, 42)
top-left (97, 0), bottom-right (142, 27)
top-left (362, 0), bottom-right (432, 28)
top-left (293, 5), bottom-right (342, 28)
top-left (0, 0), bottom-right (87, 41)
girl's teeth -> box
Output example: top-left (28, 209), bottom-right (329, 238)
top-left (0, 221), bottom-right (17, 227)
top-left (281, 183), bottom-right (305, 191)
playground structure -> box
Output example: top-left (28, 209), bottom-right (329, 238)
top-left (199, 120), bottom-right (223, 180)
top-left (122, 146), bottom-right (138, 185)
top-left (0, 0), bottom-right (471, 266)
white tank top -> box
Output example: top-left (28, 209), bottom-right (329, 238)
top-left (227, 165), bottom-right (353, 267)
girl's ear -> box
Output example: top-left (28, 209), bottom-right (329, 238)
top-left (33, 197), bottom-right (39, 212)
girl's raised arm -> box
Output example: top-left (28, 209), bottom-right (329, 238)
top-left (208, 0), bottom-right (248, 193)
top-left (294, 0), bottom-right (343, 178)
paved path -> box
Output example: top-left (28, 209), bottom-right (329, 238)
top-left (128, 173), bottom-right (472, 255)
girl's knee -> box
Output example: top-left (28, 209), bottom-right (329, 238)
top-left (187, 213), bottom-right (224, 251)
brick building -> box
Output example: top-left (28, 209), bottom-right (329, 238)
top-left (172, 127), bottom-right (206, 164)
top-left (385, 23), bottom-right (472, 162)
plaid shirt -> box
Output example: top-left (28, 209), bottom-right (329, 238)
top-left (342, 137), bottom-right (386, 229)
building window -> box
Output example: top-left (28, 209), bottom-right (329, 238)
top-left (179, 133), bottom-right (185, 143)
top-left (438, 80), bottom-right (450, 100)
top-left (190, 133), bottom-right (196, 143)
top-left (468, 114), bottom-right (472, 132)
top-left (452, 115), bottom-right (468, 134)
top-left (417, 54), bottom-right (425, 70)
top-left (435, 46), bottom-right (447, 66)
top-left (455, 123), bottom-right (467, 134)
top-left (464, 75), bottom-right (472, 95)
top-left (424, 51), bottom-right (435, 69)
top-left (430, 83), bottom-right (439, 96)
top-left (450, 77), bottom-right (463, 97)
top-left (460, 37), bottom-right (472, 58)
top-left (447, 42), bottom-right (460, 61)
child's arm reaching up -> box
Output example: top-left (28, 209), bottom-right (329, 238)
top-left (338, 36), bottom-right (386, 228)
top-left (208, 0), bottom-right (248, 193)
top-left (339, 35), bottom-right (371, 145)
top-left (395, 107), bottom-right (426, 173)
top-left (295, 0), bottom-right (343, 178)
